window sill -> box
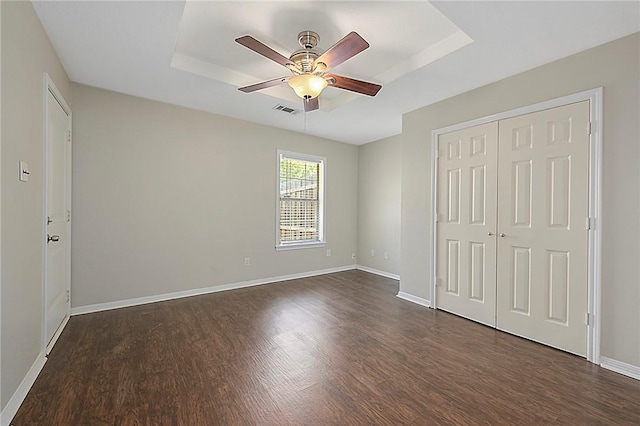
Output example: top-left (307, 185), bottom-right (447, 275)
top-left (276, 241), bottom-right (326, 251)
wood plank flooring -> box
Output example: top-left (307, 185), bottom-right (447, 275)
top-left (12, 270), bottom-right (640, 425)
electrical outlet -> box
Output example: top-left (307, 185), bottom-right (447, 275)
top-left (244, 257), bottom-right (250, 266)
top-left (326, 249), bottom-right (331, 257)
top-left (384, 252), bottom-right (389, 259)
top-left (370, 249), bottom-right (375, 257)
top-left (351, 253), bottom-right (356, 259)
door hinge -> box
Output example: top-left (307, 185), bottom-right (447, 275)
top-left (66, 289), bottom-right (70, 303)
top-left (585, 312), bottom-right (590, 325)
top-left (586, 217), bottom-right (595, 230)
top-left (587, 122), bottom-right (592, 135)
top-left (67, 210), bottom-right (71, 222)
top-left (66, 130), bottom-right (72, 143)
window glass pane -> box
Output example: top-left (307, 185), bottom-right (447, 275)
top-left (279, 200), bottom-right (319, 241)
top-left (280, 159), bottom-right (318, 199)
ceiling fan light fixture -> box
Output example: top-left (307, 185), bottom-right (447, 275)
top-left (288, 74), bottom-right (327, 99)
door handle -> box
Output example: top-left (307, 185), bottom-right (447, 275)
top-left (499, 233), bottom-right (506, 238)
top-left (488, 232), bottom-right (494, 236)
top-left (47, 234), bottom-right (60, 243)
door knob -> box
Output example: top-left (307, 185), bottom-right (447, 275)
top-left (47, 234), bottom-right (60, 243)
top-left (488, 232), bottom-right (494, 236)
top-left (499, 233), bottom-right (506, 237)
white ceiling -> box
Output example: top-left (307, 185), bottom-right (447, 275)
top-left (33, 1), bottom-right (640, 145)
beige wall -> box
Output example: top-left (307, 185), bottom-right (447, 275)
top-left (357, 136), bottom-right (401, 276)
top-left (1, 1), bottom-right (71, 410)
top-left (398, 33), bottom-right (640, 367)
top-left (71, 84), bottom-right (358, 308)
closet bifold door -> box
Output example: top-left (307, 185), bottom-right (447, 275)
top-left (436, 122), bottom-right (499, 327)
top-left (496, 101), bottom-right (590, 357)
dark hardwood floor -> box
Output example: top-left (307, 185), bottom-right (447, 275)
top-left (12, 270), bottom-right (640, 425)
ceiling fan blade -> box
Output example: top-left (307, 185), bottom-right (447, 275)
top-left (325, 74), bottom-right (382, 96)
top-left (235, 35), bottom-right (293, 68)
top-left (304, 97), bottom-right (319, 112)
top-left (238, 76), bottom-right (289, 93)
top-left (315, 32), bottom-right (369, 70)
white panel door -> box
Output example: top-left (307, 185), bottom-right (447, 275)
top-left (437, 122), bottom-right (498, 327)
top-left (496, 101), bottom-right (590, 356)
top-left (45, 87), bottom-right (71, 347)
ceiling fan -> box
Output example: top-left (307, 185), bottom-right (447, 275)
top-left (235, 30), bottom-right (382, 112)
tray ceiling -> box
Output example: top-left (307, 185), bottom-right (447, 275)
top-left (33, 1), bottom-right (640, 145)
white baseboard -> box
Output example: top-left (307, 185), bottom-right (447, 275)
top-left (356, 265), bottom-right (400, 280)
top-left (1, 352), bottom-right (47, 426)
top-left (46, 314), bottom-right (70, 355)
top-left (600, 356), bottom-right (640, 380)
top-left (396, 291), bottom-right (431, 308)
top-left (71, 265), bottom-right (357, 316)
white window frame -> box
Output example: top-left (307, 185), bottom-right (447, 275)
top-left (276, 150), bottom-right (326, 250)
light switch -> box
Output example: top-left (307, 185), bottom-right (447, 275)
top-left (19, 161), bottom-right (30, 182)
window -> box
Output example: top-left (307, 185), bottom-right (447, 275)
top-left (277, 150), bottom-right (325, 249)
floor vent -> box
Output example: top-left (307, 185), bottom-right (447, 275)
top-left (273, 104), bottom-right (300, 115)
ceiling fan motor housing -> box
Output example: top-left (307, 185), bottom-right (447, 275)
top-left (298, 30), bottom-right (319, 49)
top-left (288, 31), bottom-right (324, 73)
top-left (289, 49), bottom-right (319, 73)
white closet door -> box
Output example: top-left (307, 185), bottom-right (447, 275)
top-left (496, 101), bottom-right (590, 356)
top-left (437, 122), bottom-right (498, 327)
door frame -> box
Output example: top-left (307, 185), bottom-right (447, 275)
top-left (429, 88), bottom-right (603, 363)
top-left (42, 73), bottom-right (72, 354)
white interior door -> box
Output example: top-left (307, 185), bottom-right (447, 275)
top-left (45, 84), bottom-right (72, 348)
top-left (436, 122), bottom-right (498, 327)
top-left (496, 101), bottom-right (590, 356)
